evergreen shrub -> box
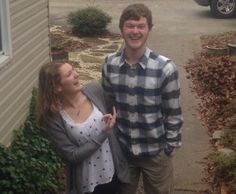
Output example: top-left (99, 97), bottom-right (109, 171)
top-left (67, 6), bottom-right (112, 37)
top-left (209, 152), bottom-right (236, 192)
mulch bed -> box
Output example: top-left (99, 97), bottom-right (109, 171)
top-left (186, 31), bottom-right (236, 133)
top-left (185, 31), bottom-right (236, 193)
top-left (201, 31), bottom-right (236, 49)
top-left (50, 26), bottom-right (121, 61)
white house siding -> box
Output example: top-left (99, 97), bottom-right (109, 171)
top-left (0, 0), bottom-right (50, 146)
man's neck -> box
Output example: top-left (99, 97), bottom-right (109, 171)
top-left (125, 47), bottom-right (146, 65)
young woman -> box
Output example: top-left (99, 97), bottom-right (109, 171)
top-left (37, 61), bottom-right (129, 194)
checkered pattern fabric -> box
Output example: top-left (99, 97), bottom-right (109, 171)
top-left (102, 48), bottom-right (183, 156)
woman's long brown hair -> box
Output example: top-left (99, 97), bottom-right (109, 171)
top-left (37, 61), bottom-right (66, 123)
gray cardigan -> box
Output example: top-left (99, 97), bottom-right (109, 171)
top-left (44, 82), bottom-right (130, 194)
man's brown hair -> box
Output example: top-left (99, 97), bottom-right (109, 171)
top-left (119, 3), bottom-right (153, 30)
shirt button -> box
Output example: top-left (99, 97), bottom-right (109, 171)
top-left (129, 97), bottom-right (135, 104)
top-left (129, 83), bottom-right (134, 88)
top-left (129, 113), bottom-right (135, 118)
top-left (130, 70), bottom-right (135, 77)
top-left (132, 139), bottom-right (137, 144)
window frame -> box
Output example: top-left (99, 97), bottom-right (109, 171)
top-left (0, 0), bottom-right (12, 66)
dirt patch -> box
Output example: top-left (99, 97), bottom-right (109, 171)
top-left (51, 28), bottom-right (89, 50)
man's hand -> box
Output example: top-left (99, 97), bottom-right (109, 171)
top-left (164, 144), bottom-right (175, 156)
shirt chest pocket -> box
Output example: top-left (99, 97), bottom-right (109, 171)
top-left (139, 78), bottom-right (161, 105)
top-left (109, 74), bottom-right (121, 87)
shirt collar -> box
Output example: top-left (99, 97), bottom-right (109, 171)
top-left (119, 48), bottom-right (151, 69)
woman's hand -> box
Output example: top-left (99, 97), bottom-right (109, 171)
top-left (102, 106), bottom-right (116, 133)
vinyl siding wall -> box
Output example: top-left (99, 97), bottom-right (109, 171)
top-left (0, 0), bottom-right (50, 146)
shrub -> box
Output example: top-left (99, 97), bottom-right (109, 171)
top-left (0, 89), bottom-right (64, 194)
top-left (67, 6), bottom-right (112, 37)
top-left (222, 127), bottom-right (236, 150)
top-left (209, 152), bottom-right (236, 192)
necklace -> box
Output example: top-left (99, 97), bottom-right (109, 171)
top-left (75, 93), bottom-right (84, 117)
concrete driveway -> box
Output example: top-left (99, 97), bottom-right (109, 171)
top-left (49, 0), bottom-right (236, 193)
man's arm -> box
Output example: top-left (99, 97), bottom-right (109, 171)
top-left (161, 61), bottom-right (183, 154)
top-left (101, 57), bottom-right (116, 112)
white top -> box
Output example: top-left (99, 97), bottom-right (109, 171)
top-left (60, 104), bottom-right (115, 193)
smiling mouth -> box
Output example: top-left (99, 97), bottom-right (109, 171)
top-left (130, 36), bottom-right (141, 40)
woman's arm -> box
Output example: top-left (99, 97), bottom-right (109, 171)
top-left (46, 118), bottom-right (109, 164)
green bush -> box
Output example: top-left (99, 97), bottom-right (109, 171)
top-left (67, 6), bottom-right (112, 37)
top-left (0, 89), bottom-right (64, 194)
top-left (209, 152), bottom-right (236, 192)
top-left (222, 127), bottom-right (236, 150)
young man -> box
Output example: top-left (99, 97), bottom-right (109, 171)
top-left (102, 3), bottom-right (183, 194)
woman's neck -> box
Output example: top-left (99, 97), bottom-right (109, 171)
top-left (61, 91), bottom-right (85, 109)
top-left (60, 91), bottom-right (93, 123)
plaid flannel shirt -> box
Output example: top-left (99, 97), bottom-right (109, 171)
top-left (102, 47), bottom-right (183, 157)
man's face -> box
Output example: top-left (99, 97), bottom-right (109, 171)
top-left (121, 16), bottom-right (151, 52)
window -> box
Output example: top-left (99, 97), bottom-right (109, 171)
top-left (0, 11), bottom-right (3, 54)
top-left (0, 19), bottom-right (2, 54)
top-left (0, 0), bottom-right (12, 65)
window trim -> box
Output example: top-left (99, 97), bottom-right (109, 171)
top-left (0, 0), bottom-right (12, 66)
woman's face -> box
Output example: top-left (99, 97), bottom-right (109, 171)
top-left (57, 63), bottom-right (83, 94)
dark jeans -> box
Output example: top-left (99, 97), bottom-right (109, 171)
top-left (86, 175), bottom-right (120, 194)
